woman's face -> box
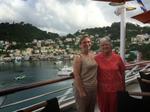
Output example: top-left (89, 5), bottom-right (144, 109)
top-left (80, 37), bottom-right (91, 51)
top-left (100, 41), bottom-right (112, 54)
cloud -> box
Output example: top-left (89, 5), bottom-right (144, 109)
top-left (0, 0), bottom-right (149, 35)
top-left (35, 0), bottom-right (110, 34)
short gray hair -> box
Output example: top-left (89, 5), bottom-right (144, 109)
top-left (99, 36), bottom-right (112, 46)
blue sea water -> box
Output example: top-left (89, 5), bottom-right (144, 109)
top-left (0, 60), bottom-right (73, 112)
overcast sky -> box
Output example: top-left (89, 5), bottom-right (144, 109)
top-left (0, 0), bottom-right (149, 35)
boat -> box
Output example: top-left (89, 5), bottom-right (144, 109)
top-left (0, 61), bottom-right (5, 64)
top-left (23, 55), bottom-right (30, 61)
top-left (54, 60), bottom-right (62, 65)
top-left (57, 65), bottom-right (73, 76)
top-left (14, 56), bottom-right (22, 64)
top-left (14, 74), bottom-right (26, 80)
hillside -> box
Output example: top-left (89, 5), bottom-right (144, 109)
top-left (0, 22), bottom-right (150, 60)
top-left (0, 22), bottom-right (150, 43)
top-left (0, 22), bottom-right (59, 43)
top-left (74, 22), bottom-right (150, 40)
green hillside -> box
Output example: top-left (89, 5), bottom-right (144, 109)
top-left (0, 22), bottom-right (59, 43)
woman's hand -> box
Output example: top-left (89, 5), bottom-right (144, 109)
top-left (79, 89), bottom-right (87, 97)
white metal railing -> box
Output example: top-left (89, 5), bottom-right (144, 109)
top-left (125, 61), bottom-right (150, 84)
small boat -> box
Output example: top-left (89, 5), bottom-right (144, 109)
top-left (23, 55), bottom-right (30, 61)
top-left (57, 65), bottom-right (73, 76)
top-left (0, 61), bottom-right (5, 64)
top-left (14, 56), bottom-right (22, 63)
top-left (15, 74), bottom-right (26, 80)
top-left (54, 61), bottom-right (62, 65)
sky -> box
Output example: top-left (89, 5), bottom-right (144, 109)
top-left (0, 0), bottom-right (149, 35)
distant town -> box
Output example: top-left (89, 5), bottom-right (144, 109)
top-left (0, 38), bottom-right (75, 63)
top-left (0, 33), bottom-right (150, 63)
top-left (0, 22), bottom-right (150, 63)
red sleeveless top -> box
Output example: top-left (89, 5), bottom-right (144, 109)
top-left (95, 52), bottom-right (125, 92)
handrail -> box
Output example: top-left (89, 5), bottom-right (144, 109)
top-left (1, 60), bottom-right (150, 97)
top-left (0, 86), bottom-right (72, 109)
top-left (15, 96), bottom-right (75, 112)
top-left (0, 76), bottom-right (73, 97)
top-left (129, 91), bottom-right (150, 96)
top-left (140, 78), bottom-right (150, 84)
top-left (141, 70), bottom-right (150, 74)
top-left (125, 60), bottom-right (150, 69)
top-left (17, 101), bottom-right (47, 112)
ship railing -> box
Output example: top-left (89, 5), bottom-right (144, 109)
top-left (0, 61), bottom-right (150, 111)
top-left (0, 77), bottom-right (74, 112)
top-left (125, 61), bottom-right (150, 84)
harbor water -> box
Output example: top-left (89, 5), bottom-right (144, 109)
top-left (0, 60), bottom-right (73, 112)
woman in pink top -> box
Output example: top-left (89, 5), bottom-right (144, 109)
top-left (95, 37), bottom-right (125, 112)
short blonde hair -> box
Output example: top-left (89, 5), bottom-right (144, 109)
top-left (79, 35), bottom-right (91, 44)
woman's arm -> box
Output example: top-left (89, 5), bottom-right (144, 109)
top-left (73, 55), bottom-right (86, 97)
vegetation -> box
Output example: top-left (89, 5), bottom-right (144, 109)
top-left (0, 22), bottom-right (150, 60)
top-left (0, 22), bottom-right (59, 43)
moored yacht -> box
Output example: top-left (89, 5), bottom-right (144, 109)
top-left (57, 65), bottom-right (73, 76)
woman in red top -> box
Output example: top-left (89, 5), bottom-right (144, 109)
top-left (95, 37), bottom-right (125, 112)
